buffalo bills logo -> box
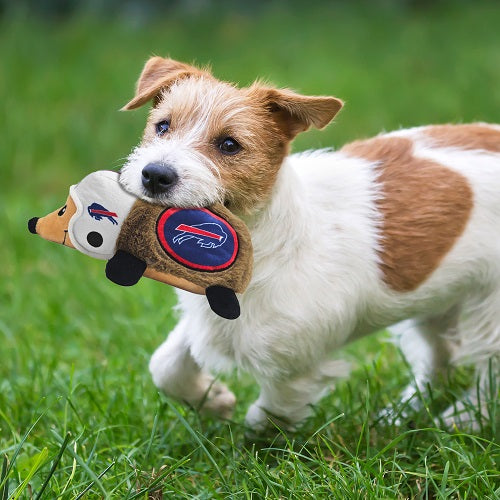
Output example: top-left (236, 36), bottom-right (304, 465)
top-left (87, 203), bottom-right (118, 225)
top-left (172, 223), bottom-right (227, 249)
top-left (157, 208), bottom-right (238, 271)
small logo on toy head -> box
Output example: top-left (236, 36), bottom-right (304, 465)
top-left (173, 223), bottom-right (227, 249)
top-left (87, 203), bottom-right (118, 225)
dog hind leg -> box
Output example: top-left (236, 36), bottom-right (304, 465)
top-left (245, 359), bottom-right (350, 432)
top-left (441, 286), bottom-right (500, 430)
top-left (383, 308), bottom-right (458, 421)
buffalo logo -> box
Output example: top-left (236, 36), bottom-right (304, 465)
top-left (87, 203), bottom-right (118, 225)
top-left (172, 223), bottom-right (227, 249)
top-left (157, 208), bottom-right (238, 271)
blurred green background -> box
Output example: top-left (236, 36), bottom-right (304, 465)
top-left (0, 1), bottom-right (499, 497)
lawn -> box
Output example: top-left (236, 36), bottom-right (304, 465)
top-left (1, 1), bottom-right (499, 498)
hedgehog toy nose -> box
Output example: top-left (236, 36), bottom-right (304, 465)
top-left (28, 217), bottom-right (39, 234)
top-left (142, 163), bottom-right (178, 195)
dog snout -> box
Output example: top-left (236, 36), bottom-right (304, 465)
top-left (141, 163), bottom-right (178, 195)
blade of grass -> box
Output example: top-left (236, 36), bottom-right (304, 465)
top-left (0, 410), bottom-right (46, 492)
top-left (11, 448), bottom-right (49, 500)
top-left (34, 432), bottom-right (71, 500)
top-left (58, 441), bottom-right (78, 499)
top-left (125, 454), bottom-right (193, 500)
top-left (51, 430), bottom-right (108, 497)
top-left (164, 399), bottom-right (228, 488)
top-left (0, 455), bottom-right (9, 500)
top-left (439, 460), bottom-right (450, 498)
top-left (144, 401), bottom-right (163, 461)
top-left (74, 460), bottom-right (115, 500)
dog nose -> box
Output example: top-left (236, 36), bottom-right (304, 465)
top-left (28, 217), bottom-right (39, 234)
top-left (141, 163), bottom-right (178, 195)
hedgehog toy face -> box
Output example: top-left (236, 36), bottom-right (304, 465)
top-left (29, 194), bottom-right (77, 248)
top-left (29, 171), bottom-right (136, 260)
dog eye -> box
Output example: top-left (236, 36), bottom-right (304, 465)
top-left (155, 120), bottom-right (170, 136)
top-left (218, 137), bottom-right (241, 155)
top-left (58, 205), bottom-right (67, 216)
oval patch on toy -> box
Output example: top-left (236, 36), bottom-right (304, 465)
top-left (156, 208), bottom-right (239, 271)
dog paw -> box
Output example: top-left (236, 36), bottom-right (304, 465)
top-left (198, 381), bottom-right (236, 419)
top-left (376, 400), bottom-right (423, 428)
top-left (376, 384), bottom-right (425, 427)
top-left (441, 402), bottom-right (480, 432)
top-left (245, 403), bottom-right (296, 433)
top-left (245, 403), bottom-right (269, 432)
top-left (376, 406), bottom-right (404, 427)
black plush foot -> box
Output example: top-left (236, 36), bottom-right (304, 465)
top-left (105, 250), bottom-right (147, 286)
top-left (205, 285), bottom-right (240, 319)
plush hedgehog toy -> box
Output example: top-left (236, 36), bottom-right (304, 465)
top-left (28, 171), bottom-right (253, 319)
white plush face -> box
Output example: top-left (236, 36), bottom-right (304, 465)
top-left (68, 171), bottom-right (136, 260)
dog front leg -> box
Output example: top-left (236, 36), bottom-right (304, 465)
top-left (149, 318), bottom-right (236, 418)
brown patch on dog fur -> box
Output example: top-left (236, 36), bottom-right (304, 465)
top-left (342, 136), bottom-right (473, 292)
top-left (424, 124), bottom-right (500, 153)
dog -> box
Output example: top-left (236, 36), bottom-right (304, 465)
top-left (119, 56), bottom-right (500, 431)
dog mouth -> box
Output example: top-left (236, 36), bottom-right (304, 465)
top-left (139, 185), bottom-right (177, 204)
top-left (119, 173), bottom-right (223, 208)
top-left (122, 184), bottom-right (180, 207)
top-left (140, 189), bottom-right (215, 208)
top-left (118, 152), bottom-right (225, 208)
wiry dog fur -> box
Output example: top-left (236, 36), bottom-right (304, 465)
top-left (119, 57), bottom-right (500, 430)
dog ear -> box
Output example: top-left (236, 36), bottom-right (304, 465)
top-left (121, 57), bottom-right (208, 110)
top-left (251, 85), bottom-right (343, 139)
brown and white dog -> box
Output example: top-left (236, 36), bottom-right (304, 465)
top-left (119, 57), bottom-right (500, 431)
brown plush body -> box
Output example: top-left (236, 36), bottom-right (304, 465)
top-left (118, 200), bottom-right (252, 294)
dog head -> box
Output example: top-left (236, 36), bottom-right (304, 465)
top-left (119, 57), bottom-right (343, 214)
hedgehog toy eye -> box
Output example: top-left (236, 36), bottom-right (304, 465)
top-left (87, 231), bottom-right (103, 248)
top-left (58, 205), bottom-right (67, 216)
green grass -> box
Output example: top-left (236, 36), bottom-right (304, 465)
top-left (1, 1), bottom-right (499, 498)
